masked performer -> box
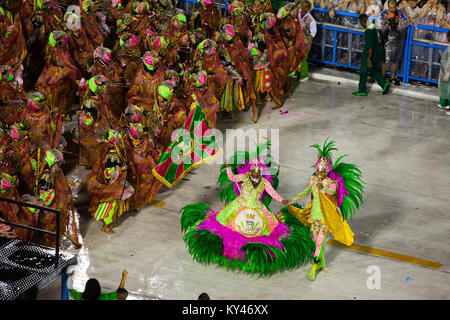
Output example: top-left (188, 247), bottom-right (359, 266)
top-left (0, 65), bottom-right (27, 126)
top-left (296, 0), bottom-right (316, 81)
top-left (286, 139), bottom-right (364, 280)
top-left (0, 173), bottom-right (35, 242)
top-left (194, 39), bottom-right (228, 99)
top-left (157, 80), bottom-right (187, 148)
top-left (79, 74), bottom-right (118, 124)
top-left (197, 0), bottom-right (221, 39)
top-left (36, 30), bottom-right (81, 121)
top-left (115, 31), bottom-right (142, 84)
top-left (218, 24), bottom-right (257, 121)
top-left (78, 98), bottom-right (109, 167)
top-left (164, 13), bottom-right (191, 63)
top-left (86, 129), bottom-right (134, 234)
top-left (65, 9), bottom-right (95, 77)
top-left (109, 0), bottom-right (129, 21)
top-left (79, 0), bottom-right (104, 48)
top-left (89, 46), bottom-right (126, 117)
top-left (127, 1), bottom-right (152, 39)
top-left (145, 35), bottom-right (178, 71)
top-left (126, 51), bottom-right (165, 112)
top-left (31, 149), bottom-right (82, 247)
top-left (187, 70), bottom-right (220, 128)
top-left (228, 1), bottom-right (252, 47)
top-left (180, 141), bottom-right (315, 276)
top-left (126, 122), bottom-right (162, 210)
top-left (5, 123), bottom-right (35, 195)
top-left (20, 0), bottom-right (64, 87)
top-left (248, 13), bottom-right (284, 109)
top-left (276, 3), bottom-right (308, 94)
top-left (24, 91), bottom-right (62, 153)
top-left (0, 9), bottom-right (27, 83)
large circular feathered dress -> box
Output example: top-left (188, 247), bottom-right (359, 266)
top-left (180, 142), bottom-right (315, 276)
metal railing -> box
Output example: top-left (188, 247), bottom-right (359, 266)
top-left (309, 7), bottom-right (448, 84)
top-left (0, 197), bottom-right (61, 268)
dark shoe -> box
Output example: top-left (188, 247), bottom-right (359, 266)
top-left (382, 82), bottom-right (390, 95)
top-left (352, 91), bottom-right (368, 96)
top-left (393, 77), bottom-right (401, 86)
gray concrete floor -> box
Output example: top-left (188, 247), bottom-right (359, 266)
top-left (37, 76), bottom-right (450, 300)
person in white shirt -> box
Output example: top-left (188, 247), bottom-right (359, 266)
top-left (361, 0), bottom-right (383, 21)
top-left (296, 0), bottom-right (317, 80)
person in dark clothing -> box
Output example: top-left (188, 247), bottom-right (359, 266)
top-left (198, 292), bottom-right (211, 300)
top-left (70, 269), bottom-right (129, 300)
top-left (353, 14), bottom-right (390, 96)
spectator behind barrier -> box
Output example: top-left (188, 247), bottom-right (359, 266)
top-left (377, 0), bottom-right (409, 85)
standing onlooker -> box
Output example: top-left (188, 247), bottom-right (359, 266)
top-left (323, 0), bottom-right (343, 24)
top-left (313, 0), bottom-right (328, 22)
top-left (377, 0), bottom-right (409, 86)
top-left (341, 0), bottom-right (363, 28)
top-left (353, 14), bottom-right (390, 96)
top-left (437, 30), bottom-right (450, 113)
top-left (417, 0), bottom-right (443, 40)
top-left (401, 0), bottom-right (422, 24)
top-left (296, 0), bottom-right (317, 81)
top-left (362, 0), bottom-right (384, 21)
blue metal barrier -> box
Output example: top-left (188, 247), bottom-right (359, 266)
top-left (310, 7), bottom-right (406, 79)
top-left (406, 24), bottom-right (447, 84)
top-left (309, 7), bottom-right (449, 85)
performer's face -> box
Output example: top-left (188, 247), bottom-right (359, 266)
top-left (359, 17), bottom-right (368, 28)
top-left (316, 170), bottom-right (327, 180)
top-left (250, 168), bottom-right (261, 180)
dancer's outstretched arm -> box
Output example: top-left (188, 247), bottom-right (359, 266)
top-left (225, 161), bottom-right (245, 182)
top-left (264, 182), bottom-right (284, 203)
top-left (289, 177), bottom-right (314, 203)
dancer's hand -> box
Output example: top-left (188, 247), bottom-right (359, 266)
top-left (282, 199), bottom-right (291, 206)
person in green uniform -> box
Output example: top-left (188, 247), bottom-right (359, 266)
top-left (353, 14), bottom-right (390, 96)
top-left (69, 270), bottom-right (129, 300)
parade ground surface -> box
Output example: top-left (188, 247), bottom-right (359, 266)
top-left (37, 75), bottom-right (450, 300)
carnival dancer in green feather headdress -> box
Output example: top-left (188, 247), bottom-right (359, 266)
top-left (179, 140), bottom-right (315, 277)
top-left (284, 138), bottom-right (365, 280)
